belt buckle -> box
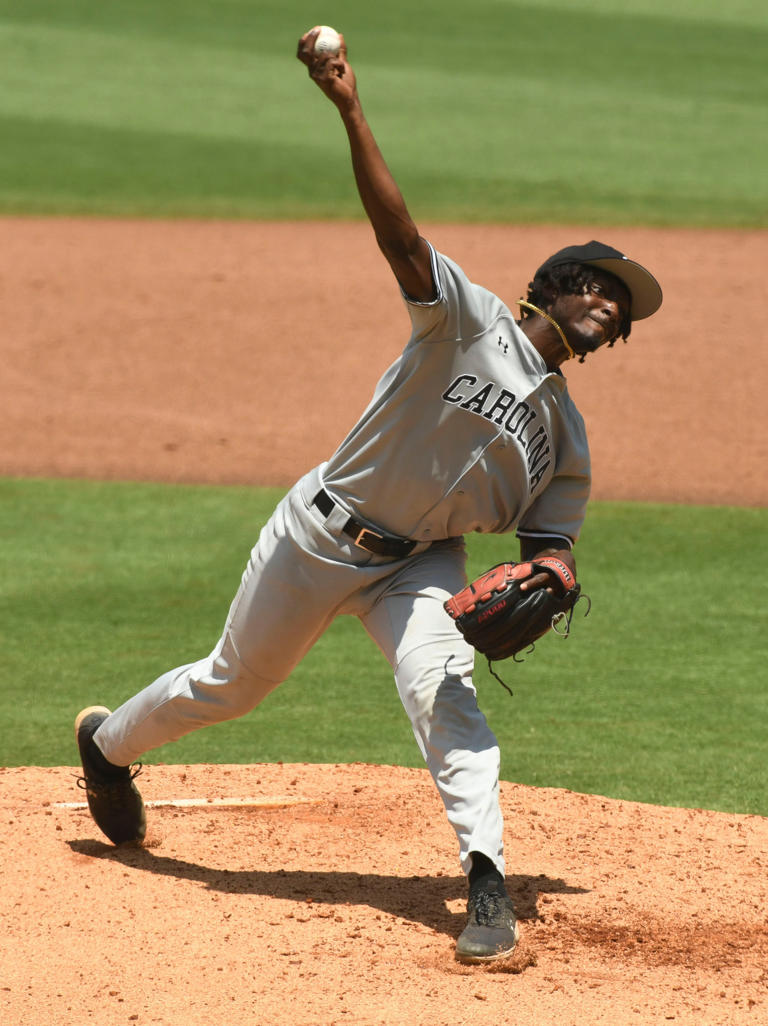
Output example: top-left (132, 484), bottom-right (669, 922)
top-left (354, 526), bottom-right (383, 550)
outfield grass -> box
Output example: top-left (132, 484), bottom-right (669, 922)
top-left (1, 2), bottom-right (765, 816)
top-left (2, 477), bottom-right (765, 816)
top-left (0, 0), bottom-right (766, 224)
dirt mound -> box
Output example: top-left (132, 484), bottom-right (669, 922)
top-left (2, 763), bottom-right (766, 1025)
top-left (3, 218), bottom-right (767, 1024)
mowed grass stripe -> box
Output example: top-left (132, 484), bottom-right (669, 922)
top-left (1, 478), bottom-right (765, 816)
top-left (0, 2), bottom-right (766, 223)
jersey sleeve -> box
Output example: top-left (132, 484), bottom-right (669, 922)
top-left (401, 244), bottom-right (497, 344)
top-left (516, 413), bottom-right (591, 549)
top-left (515, 470), bottom-right (590, 550)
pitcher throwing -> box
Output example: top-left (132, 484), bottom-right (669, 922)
top-left (75, 28), bottom-right (662, 963)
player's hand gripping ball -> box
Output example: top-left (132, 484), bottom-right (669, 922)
top-left (311, 25), bottom-right (342, 55)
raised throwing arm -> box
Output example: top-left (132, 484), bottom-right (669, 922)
top-left (297, 29), bottom-right (436, 303)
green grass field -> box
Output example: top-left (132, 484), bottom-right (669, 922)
top-left (1, 2), bottom-right (766, 816)
top-left (2, 479), bottom-right (766, 816)
top-left (0, 0), bottom-right (766, 224)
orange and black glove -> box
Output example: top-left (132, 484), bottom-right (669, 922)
top-left (444, 558), bottom-right (585, 662)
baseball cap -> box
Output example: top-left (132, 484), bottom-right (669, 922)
top-left (536, 241), bottom-right (662, 320)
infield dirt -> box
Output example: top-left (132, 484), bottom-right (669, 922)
top-left (2, 219), bottom-right (767, 1025)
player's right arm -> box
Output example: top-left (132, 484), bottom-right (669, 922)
top-left (297, 30), bottom-right (436, 303)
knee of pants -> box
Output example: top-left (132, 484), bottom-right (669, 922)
top-left (395, 647), bottom-right (495, 762)
top-left (183, 635), bottom-right (281, 723)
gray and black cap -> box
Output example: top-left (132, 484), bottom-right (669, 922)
top-left (536, 241), bottom-right (663, 320)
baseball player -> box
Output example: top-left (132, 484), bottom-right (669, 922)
top-left (74, 29), bottom-right (662, 962)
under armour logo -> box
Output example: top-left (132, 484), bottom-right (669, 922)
top-left (497, 336), bottom-right (508, 354)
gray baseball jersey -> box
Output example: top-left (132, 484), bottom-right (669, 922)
top-left (91, 243), bottom-right (592, 881)
top-left (323, 244), bottom-right (591, 548)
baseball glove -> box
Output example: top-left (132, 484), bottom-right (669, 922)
top-left (443, 558), bottom-right (586, 666)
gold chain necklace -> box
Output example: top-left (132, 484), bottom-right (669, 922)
top-left (516, 299), bottom-right (575, 361)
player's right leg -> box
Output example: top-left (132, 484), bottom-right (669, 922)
top-left (75, 705), bottom-right (146, 845)
top-left (75, 474), bottom-right (348, 841)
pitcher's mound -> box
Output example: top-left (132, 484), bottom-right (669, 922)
top-left (2, 762), bottom-right (767, 1025)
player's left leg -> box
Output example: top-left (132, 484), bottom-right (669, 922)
top-left (360, 540), bottom-right (519, 960)
top-left (361, 538), bottom-right (504, 873)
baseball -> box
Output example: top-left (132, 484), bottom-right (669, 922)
top-left (312, 25), bottom-right (341, 56)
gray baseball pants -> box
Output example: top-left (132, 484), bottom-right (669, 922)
top-left (95, 465), bottom-right (505, 875)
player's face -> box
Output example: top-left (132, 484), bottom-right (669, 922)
top-left (549, 269), bottom-right (631, 355)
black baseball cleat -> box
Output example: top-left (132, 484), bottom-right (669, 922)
top-left (74, 706), bottom-right (146, 845)
top-left (455, 874), bottom-right (520, 962)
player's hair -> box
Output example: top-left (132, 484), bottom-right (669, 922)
top-left (524, 262), bottom-right (632, 351)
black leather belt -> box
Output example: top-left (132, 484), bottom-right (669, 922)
top-left (312, 488), bottom-right (417, 559)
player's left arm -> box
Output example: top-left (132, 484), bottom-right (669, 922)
top-left (517, 452), bottom-right (589, 593)
top-left (518, 538), bottom-right (576, 593)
